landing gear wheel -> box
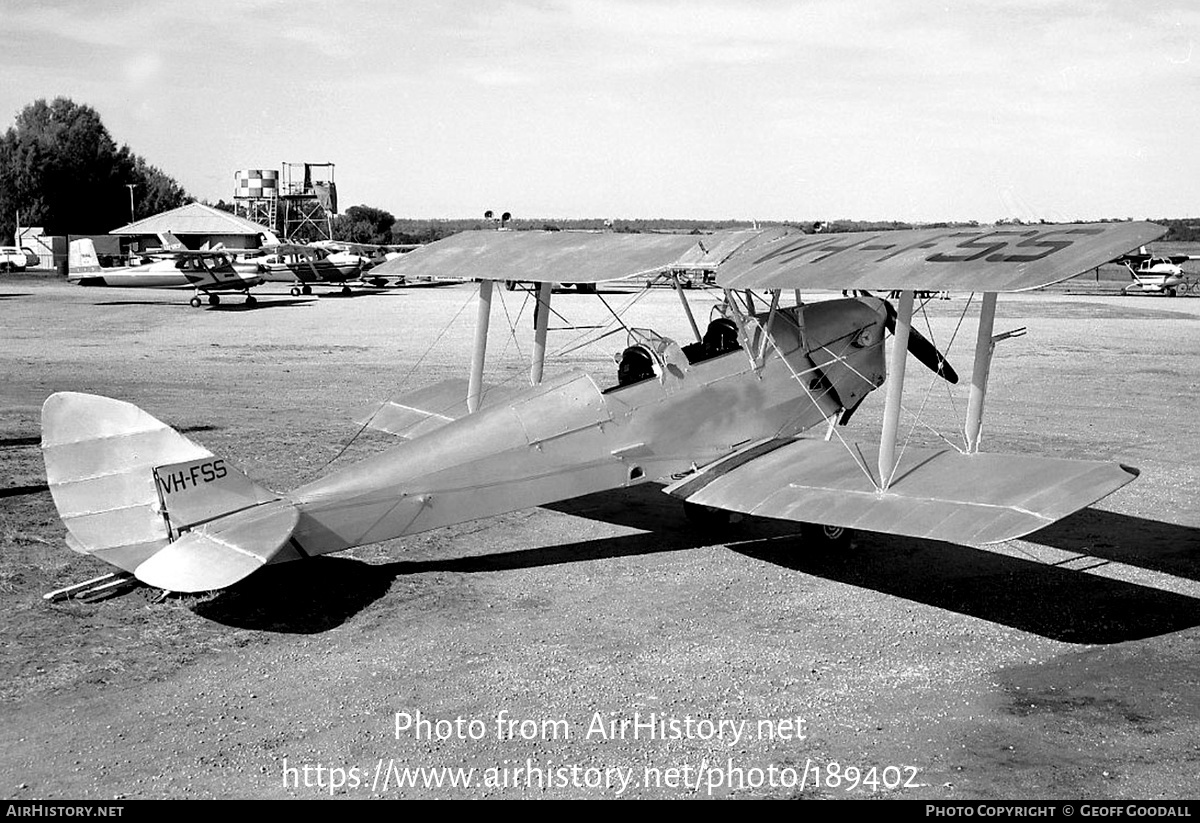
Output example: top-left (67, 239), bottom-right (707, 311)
top-left (301, 285), bottom-right (312, 295)
top-left (801, 522), bottom-right (853, 551)
top-left (341, 285), bottom-right (351, 295)
top-left (245, 294), bottom-right (257, 306)
top-left (207, 293), bottom-right (220, 306)
top-left (189, 296), bottom-right (202, 308)
top-left (683, 501), bottom-right (731, 528)
top-left (290, 286), bottom-right (300, 296)
top-left (1167, 288), bottom-right (1177, 298)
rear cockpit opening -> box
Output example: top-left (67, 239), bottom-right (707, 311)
top-left (682, 317), bottom-right (742, 365)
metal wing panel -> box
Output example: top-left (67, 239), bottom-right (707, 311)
top-left (665, 438), bottom-right (1139, 544)
top-left (370, 230), bottom-right (716, 283)
top-left (716, 222), bottom-right (1167, 292)
top-left (134, 499), bottom-right (299, 592)
top-left (669, 229), bottom-right (780, 269)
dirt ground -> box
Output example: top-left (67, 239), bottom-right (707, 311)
top-left (1, 276), bottom-right (1198, 800)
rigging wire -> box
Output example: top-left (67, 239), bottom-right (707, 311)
top-left (311, 285), bottom-right (479, 477)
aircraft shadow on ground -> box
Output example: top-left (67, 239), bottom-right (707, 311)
top-left (0, 293), bottom-right (32, 299)
top-left (1023, 508), bottom-right (1200, 582)
top-left (306, 290), bottom-right (393, 299)
top-left (192, 485), bottom-right (1200, 642)
top-left (395, 281), bottom-right (465, 290)
top-left (93, 298), bottom-right (312, 310)
top-left (207, 299), bottom-right (312, 311)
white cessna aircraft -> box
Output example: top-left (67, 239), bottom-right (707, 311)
top-left (68, 232), bottom-right (264, 307)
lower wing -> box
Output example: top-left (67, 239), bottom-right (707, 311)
top-left (664, 438), bottom-right (1138, 544)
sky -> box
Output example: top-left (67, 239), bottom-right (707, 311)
top-left (2, 0), bottom-right (1199, 223)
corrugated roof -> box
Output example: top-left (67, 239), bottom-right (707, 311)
top-left (110, 202), bottom-right (275, 238)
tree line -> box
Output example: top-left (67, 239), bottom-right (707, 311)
top-left (0, 98), bottom-right (189, 243)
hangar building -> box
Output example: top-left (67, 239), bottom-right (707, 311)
top-left (109, 202), bottom-right (279, 252)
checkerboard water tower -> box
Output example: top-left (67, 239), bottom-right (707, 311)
top-left (233, 163), bottom-right (338, 241)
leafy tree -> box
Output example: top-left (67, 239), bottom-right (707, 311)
top-left (133, 156), bottom-right (189, 218)
top-left (0, 97), bottom-right (189, 241)
top-left (332, 203), bottom-right (396, 245)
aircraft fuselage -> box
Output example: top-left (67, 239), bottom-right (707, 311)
top-left (286, 297), bottom-right (889, 556)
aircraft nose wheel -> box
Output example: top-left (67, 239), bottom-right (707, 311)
top-left (245, 294), bottom-right (257, 306)
top-left (341, 285), bottom-right (352, 295)
top-left (800, 522), bottom-right (854, 551)
top-left (290, 287), bottom-right (301, 296)
top-left (189, 296), bottom-right (202, 308)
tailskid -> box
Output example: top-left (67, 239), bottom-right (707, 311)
top-left (43, 572), bottom-right (139, 603)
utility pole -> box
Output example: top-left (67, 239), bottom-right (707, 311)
top-left (125, 184), bottom-right (137, 223)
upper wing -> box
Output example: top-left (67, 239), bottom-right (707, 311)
top-left (369, 229), bottom-right (725, 283)
top-left (665, 438), bottom-right (1139, 545)
top-left (716, 222), bottom-right (1166, 292)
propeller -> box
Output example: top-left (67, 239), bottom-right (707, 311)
top-left (882, 300), bottom-right (959, 384)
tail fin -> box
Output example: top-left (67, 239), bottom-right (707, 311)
top-left (41, 393), bottom-right (298, 592)
top-left (67, 238), bottom-right (101, 277)
top-left (156, 231), bottom-right (185, 251)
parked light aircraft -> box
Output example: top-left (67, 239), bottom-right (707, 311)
top-left (251, 242), bottom-right (370, 295)
top-left (68, 233), bottom-right (263, 307)
top-left (252, 241), bottom-right (422, 294)
top-left (41, 222), bottom-right (1164, 596)
top-left (1115, 247), bottom-right (1199, 296)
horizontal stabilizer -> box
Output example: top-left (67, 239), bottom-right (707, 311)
top-left (134, 499), bottom-right (299, 592)
top-left (354, 379), bottom-right (509, 438)
top-left (665, 438), bottom-right (1139, 544)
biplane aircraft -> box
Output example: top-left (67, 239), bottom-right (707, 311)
top-left (68, 233), bottom-right (263, 307)
top-left (1115, 246), bottom-right (1199, 296)
top-left (41, 222), bottom-right (1165, 596)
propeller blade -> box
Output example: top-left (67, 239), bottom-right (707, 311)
top-left (883, 301), bottom-right (959, 384)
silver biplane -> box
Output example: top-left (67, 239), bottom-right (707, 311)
top-left (41, 222), bottom-right (1164, 595)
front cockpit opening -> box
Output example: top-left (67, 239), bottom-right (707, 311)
top-left (616, 345), bottom-right (655, 386)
